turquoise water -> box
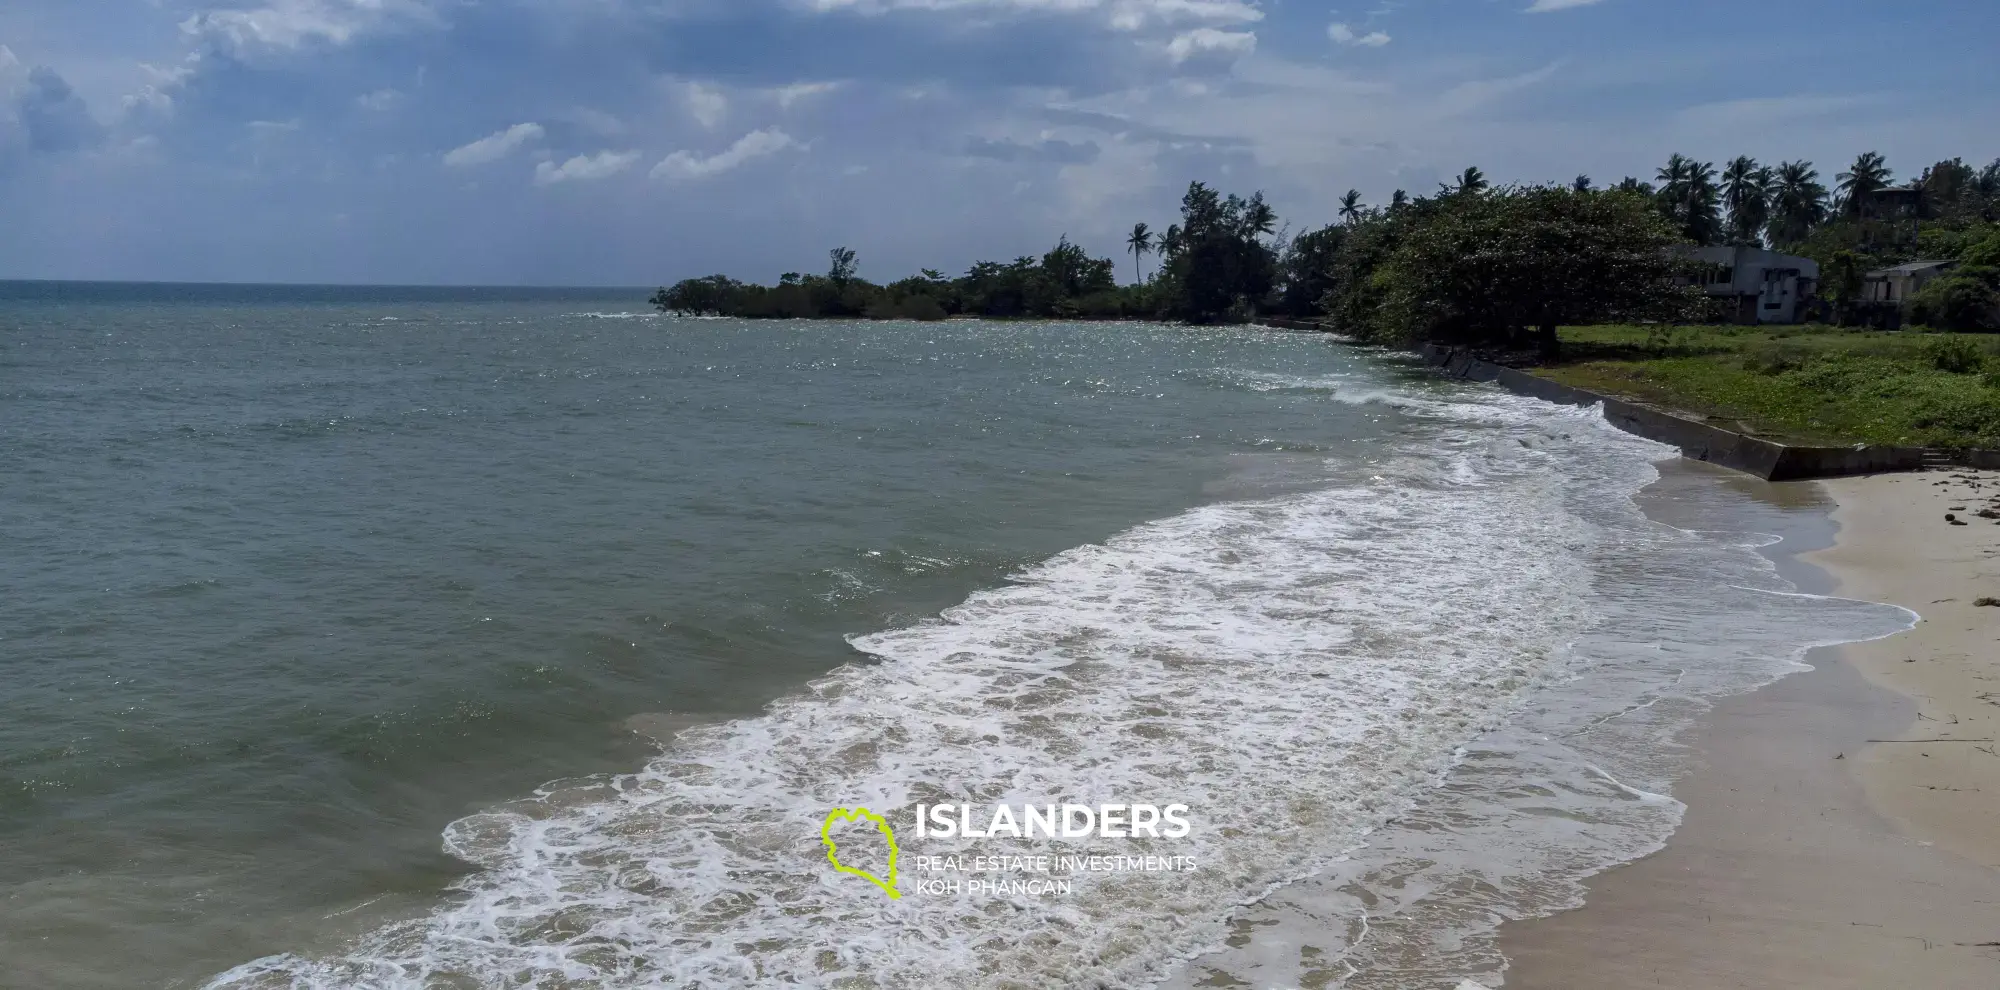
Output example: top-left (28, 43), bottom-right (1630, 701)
top-left (1, 287), bottom-right (1909, 989)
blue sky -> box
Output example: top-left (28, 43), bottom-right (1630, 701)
top-left (2, 0), bottom-right (1996, 285)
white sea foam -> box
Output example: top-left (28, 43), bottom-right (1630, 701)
top-left (204, 376), bottom-right (1910, 990)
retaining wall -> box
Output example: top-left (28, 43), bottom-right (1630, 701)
top-left (1245, 319), bottom-right (1986, 480)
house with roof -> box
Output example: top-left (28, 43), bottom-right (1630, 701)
top-left (1683, 245), bottom-right (1820, 324)
top-left (1862, 260), bottom-right (1957, 305)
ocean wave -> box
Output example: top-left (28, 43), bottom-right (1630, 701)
top-left (206, 394), bottom-right (1625, 989)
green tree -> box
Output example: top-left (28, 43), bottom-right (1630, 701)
top-left (1162, 181), bottom-right (1278, 323)
top-left (1656, 153), bottom-right (1722, 244)
top-left (1769, 160), bottom-right (1830, 248)
top-left (1614, 176), bottom-right (1654, 197)
top-left (1572, 174), bottom-right (1593, 193)
top-left (1241, 192), bottom-right (1278, 240)
top-left (1836, 151), bottom-right (1893, 217)
top-left (1126, 222), bottom-right (1154, 283)
top-left (1373, 184), bottom-right (1699, 355)
top-left (1908, 270), bottom-right (1999, 331)
top-left (1441, 166), bottom-right (1488, 197)
top-left (1275, 223), bottom-right (1346, 316)
top-left (828, 246), bottom-right (859, 285)
top-left (1722, 156), bottom-right (1773, 246)
top-left (651, 274), bottom-right (746, 316)
top-left (1390, 189), bottom-right (1409, 210)
top-left (1339, 189), bottom-right (1364, 224)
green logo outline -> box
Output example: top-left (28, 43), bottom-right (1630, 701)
top-left (821, 807), bottom-right (901, 900)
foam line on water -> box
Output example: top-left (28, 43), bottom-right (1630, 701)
top-left (206, 374), bottom-right (1907, 990)
top-left (206, 386), bottom-right (1630, 988)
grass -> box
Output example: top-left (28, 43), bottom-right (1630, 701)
top-left (1529, 324), bottom-right (2000, 449)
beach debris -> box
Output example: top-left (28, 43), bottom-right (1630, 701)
top-left (1975, 597), bottom-right (1999, 607)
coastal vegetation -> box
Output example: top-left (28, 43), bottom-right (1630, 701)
top-left (647, 151), bottom-right (2000, 448)
top-left (653, 151), bottom-right (2000, 340)
top-left (1531, 324), bottom-right (2000, 449)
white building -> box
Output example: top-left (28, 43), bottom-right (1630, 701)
top-left (1683, 245), bottom-right (1820, 324)
top-left (1862, 260), bottom-right (1957, 304)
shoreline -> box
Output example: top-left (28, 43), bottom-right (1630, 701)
top-left (1498, 467), bottom-right (2000, 987)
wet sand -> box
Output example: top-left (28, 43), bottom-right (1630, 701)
top-left (1499, 468), bottom-right (2000, 989)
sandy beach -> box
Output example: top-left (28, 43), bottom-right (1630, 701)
top-left (1500, 466), bottom-right (2000, 988)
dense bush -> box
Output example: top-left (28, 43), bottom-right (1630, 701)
top-left (1921, 334), bottom-right (1988, 372)
top-left (1360, 186), bottom-right (1699, 353)
top-left (1908, 269), bottom-right (2000, 332)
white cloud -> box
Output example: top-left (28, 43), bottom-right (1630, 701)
top-left (650, 128), bottom-right (797, 181)
top-left (534, 150), bottom-right (641, 185)
top-left (685, 82), bottom-right (728, 129)
top-left (771, 81), bottom-right (844, 108)
top-left (442, 122), bottom-right (544, 167)
top-left (1525, 0), bottom-right (1604, 11)
top-left (180, 0), bottom-right (441, 56)
top-left (1166, 28), bottom-right (1256, 63)
top-left (1328, 23), bottom-right (1390, 47)
top-left (805, 0), bottom-right (1262, 30)
top-left (1110, 0), bottom-right (1263, 30)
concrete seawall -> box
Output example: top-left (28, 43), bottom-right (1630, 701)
top-left (1252, 318), bottom-right (1992, 481)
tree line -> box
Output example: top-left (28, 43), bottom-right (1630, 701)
top-left (652, 152), bottom-right (2000, 338)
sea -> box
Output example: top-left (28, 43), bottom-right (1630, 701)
top-left (0, 282), bottom-right (1914, 989)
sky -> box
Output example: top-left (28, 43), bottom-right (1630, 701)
top-left (2, 0), bottom-right (1996, 286)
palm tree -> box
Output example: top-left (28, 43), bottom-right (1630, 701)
top-left (1390, 189), bottom-right (1408, 209)
top-left (1768, 160), bottom-right (1829, 248)
top-left (1125, 222), bottom-right (1153, 284)
top-left (1656, 154), bottom-right (1693, 193)
top-left (1338, 189), bottom-right (1364, 223)
top-left (1721, 156), bottom-right (1773, 246)
top-left (1613, 176), bottom-right (1653, 197)
top-left (1160, 223), bottom-right (1183, 261)
top-left (1572, 174), bottom-right (1593, 193)
top-left (1836, 151), bottom-right (1893, 217)
top-left (1656, 154), bottom-right (1722, 243)
top-left (1440, 166), bottom-right (1487, 197)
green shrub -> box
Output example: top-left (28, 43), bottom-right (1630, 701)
top-left (1961, 230), bottom-right (2000, 268)
top-left (1920, 334), bottom-right (1988, 373)
top-left (1908, 269), bottom-right (2000, 333)
top-left (1914, 392), bottom-right (2000, 440)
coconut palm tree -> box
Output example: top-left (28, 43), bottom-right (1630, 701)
top-left (1572, 174), bottom-right (1593, 193)
top-left (1656, 154), bottom-right (1722, 243)
top-left (1721, 156), bottom-right (1773, 246)
top-left (1768, 160), bottom-right (1830, 248)
top-left (1159, 223), bottom-right (1183, 261)
top-left (1390, 189), bottom-right (1409, 209)
top-left (1440, 166), bottom-right (1487, 197)
top-left (1338, 189), bottom-right (1364, 223)
top-left (1125, 222), bottom-right (1153, 284)
top-left (1836, 151), bottom-right (1893, 217)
